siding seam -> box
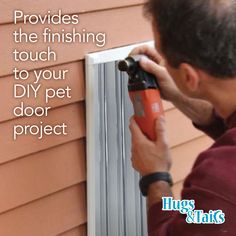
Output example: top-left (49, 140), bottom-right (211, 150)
top-left (0, 182), bottom-right (86, 216)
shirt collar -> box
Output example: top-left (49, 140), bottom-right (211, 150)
top-left (226, 111), bottom-right (236, 129)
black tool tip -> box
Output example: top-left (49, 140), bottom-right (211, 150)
top-left (118, 60), bottom-right (129, 72)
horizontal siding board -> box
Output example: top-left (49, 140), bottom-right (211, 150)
top-left (0, 6), bottom-right (152, 77)
top-left (58, 224), bottom-right (86, 236)
top-left (0, 61), bottom-right (85, 123)
top-left (0, 102), bottom-right (86, 164)
top-left (163, 100), bottom-right (174, 111)
top-left (0, 139), bottom-right (86, 213)
top-left (0, 0), bottom-right (143, 24)
top-left (170, 135), bottom-right (213, 183)
top-left (0, 184), bottom-right (86, 236)
top-left (166, 108), bottom-right (204, 148)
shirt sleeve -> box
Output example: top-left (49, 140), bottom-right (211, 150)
top-left (148, 201), bottom-right (176, 235)
top-left (192, 110), bottom-right (226, 140)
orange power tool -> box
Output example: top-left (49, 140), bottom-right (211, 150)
top-left (118, 55), bottom-right (164, 141)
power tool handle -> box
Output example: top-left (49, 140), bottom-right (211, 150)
top-left (129, 89), bottom-right (164, 141)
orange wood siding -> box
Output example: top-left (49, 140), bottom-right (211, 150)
top-left (166, 108), bottom-right (204, 148)
top-left (0, 103), bottom-right (86, 163)
top-left (0, 140), bottom-right (86, 213)
top-left (0, 0), bottom-right (143, 24)
top-left (0, 62), bottom-right (85, 123)
top-left (0, 2), bottom-right (152, 235)
top-left (171, 136), bottom-right (213, 182)
top-left (0, 1), bottom-right (213, 235)
top-left (58, 225), bottom-right (86, 236)
top-left (0, 184), bottom-right (86, 236)
top-left (0, 6), bottom-right (152, 77)
top-left (164, 107), bottom-right (213, 197)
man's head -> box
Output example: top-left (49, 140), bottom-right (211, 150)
top-left (145, 0), bottom-right (236, 99)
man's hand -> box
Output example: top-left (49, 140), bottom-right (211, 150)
top-left (129, 45), bottom-right (215, 126)
top-left (129, 45), bottom-right (181, 102)
top-left (129, 115), bottom-right (172, 176)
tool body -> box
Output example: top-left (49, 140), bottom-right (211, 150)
top-left (118, 55), bottom-right (164, 141)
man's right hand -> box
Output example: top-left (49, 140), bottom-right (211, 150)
top-left (129, 45), bottom-right (182, 102)
top-left (129, 45), bottom-right (215, 127)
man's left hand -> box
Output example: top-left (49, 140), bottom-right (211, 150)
top-left (129, 116), bottom-right (172, 176)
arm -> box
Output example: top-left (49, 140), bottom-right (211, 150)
top-left (128, 117), bottom-right (183, 235)
top-left (130, 45), bottom-right (226, 139)
top-left (129, 116), bottom-right (173, 209)
top-left (129, 116), bottom-right (229, 236)
top-left (173, 94), bottom-right (226, 139)
top-left (172, 94), bottom-right (214, 126)
top-left (147, 181), bottom-right (172, 210)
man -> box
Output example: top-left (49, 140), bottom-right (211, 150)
top-left (129, 0), bottom-right (236, 235)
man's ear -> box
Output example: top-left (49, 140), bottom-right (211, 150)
top-left (179, 63), bottom-right (200, 92)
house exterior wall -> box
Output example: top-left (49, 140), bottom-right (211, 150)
top-left (0, 1), bottom-right (212, 235)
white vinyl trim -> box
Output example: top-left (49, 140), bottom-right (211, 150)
top-left (86, 41), bottom-right (154, 65)
top-left (86, 41), bottom-right (154, 236)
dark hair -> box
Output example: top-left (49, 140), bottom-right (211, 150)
top-left (145, 0), bottom-right (236, 78)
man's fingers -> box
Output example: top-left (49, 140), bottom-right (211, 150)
top-left (129, 45), bottom-right (163, 64)
top-left (140, 57), bottom-right (166, 80)
top-left (155, 116), bottom-right (169, 146)
top-left (129, 117), bottom-right (148, 143)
